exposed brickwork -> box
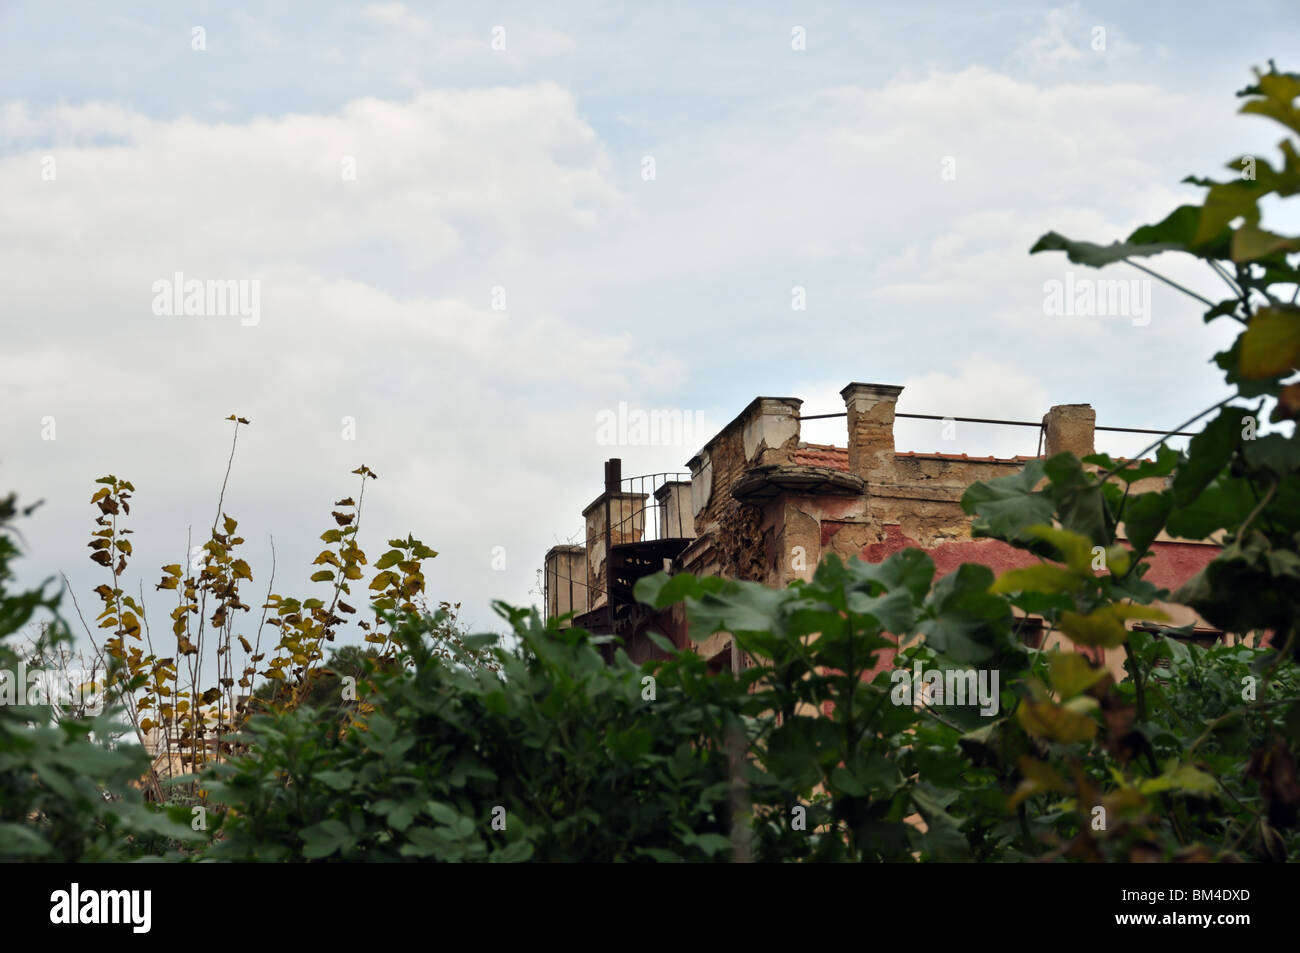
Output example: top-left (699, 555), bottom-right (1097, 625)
top-left (551, 385), bottom-right (1223, 680)
top-left (1043, 403), bottom-right (1096, 457)
top-left (842, 383), bottom-right (903, 484)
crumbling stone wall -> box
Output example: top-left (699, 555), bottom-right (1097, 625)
top-left (716, 501), bottom-right (769, 583)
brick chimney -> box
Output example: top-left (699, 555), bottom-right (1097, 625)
top-left (739, 397), bottom-right (802, 467)
top-left (841, 382), bottom-right (904, 484)
top-left (1042, 404), bottom-right (1096, 457)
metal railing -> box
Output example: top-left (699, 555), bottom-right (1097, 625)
top-left (544, 460), bottom-right (693, 621)
top-left (797, 411), bottom-right (1199, 459)
top-left (605, 467), bottom-right (693, 545)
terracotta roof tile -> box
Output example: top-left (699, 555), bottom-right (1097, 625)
top-left (792, 444), bottom-right (848, 469)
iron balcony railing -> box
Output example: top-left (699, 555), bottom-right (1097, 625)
top-left (544, 461), bottom-right (693, 618)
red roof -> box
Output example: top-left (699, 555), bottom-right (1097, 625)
top-left (792, 444), bottom-right (849, 468)
top-left (792, 443), bottom-right (1036, 470)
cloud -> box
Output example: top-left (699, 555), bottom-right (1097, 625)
top-left (1012, 3), bottom-right (1139, 72)
top-left (531, 28), bottom-right (577, 57)
top-left (1, 85), bottom-right (622, 285)
top-left (0, 83), bottom-right (647, 636)
top-left (1019, 4), bottom-right (1092, 68)
top-left (0, 45), bottom-right (1267, 639)
top-left (359, 3), bottom-right (429, 33)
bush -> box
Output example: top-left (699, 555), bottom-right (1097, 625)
top-left (204, 606), bottom-right (746, 862)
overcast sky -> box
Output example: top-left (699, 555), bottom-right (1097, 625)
top-left (3, 1), bottom-right (1298, 643)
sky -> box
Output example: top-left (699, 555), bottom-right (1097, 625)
top-left (2, 0), bottom-right (1298, 647)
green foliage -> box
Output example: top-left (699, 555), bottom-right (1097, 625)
top-left (636, 550), bottom-right (1299, 861)
top-left (204, 607), bottom-right (742, 862)
top-left (196, 525), bottom-right (1298, 861)
top-left (1028, 63), bottom-right (1300, 653)
top-left (640, 554), bottom-right (1022, 861)
top-left (0, 494), bottom-right (198, 861)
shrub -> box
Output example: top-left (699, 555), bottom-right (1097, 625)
top-left (204, 606), bottom-right (746, 862)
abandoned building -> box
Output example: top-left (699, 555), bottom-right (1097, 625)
top-left (543, 383), bottom-right (1225, 680)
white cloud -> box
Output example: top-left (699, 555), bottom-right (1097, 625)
top-left (359, 3), bottom-right (429, 33)
top-left (0, 83), bottom-right (647, 638)
top-left (1013, 3), bottom-right (1140, 72)
top-left (1020, 5), bottom-right (1091, 68)
top-left (0, 47), bottom-right (1265, 638)
top-left (1, 85), bottom-right (622, 288)
top-left (531, 28), bottom-right (577, 57)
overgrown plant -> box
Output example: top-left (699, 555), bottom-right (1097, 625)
top-left (203, 607), bottom-right (741, 862)
top-left (0, 495), bottom-right (197, 860)
top-left (71, 416), bottom-right (452, 795)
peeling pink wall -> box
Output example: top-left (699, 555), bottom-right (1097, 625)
top-left (858, 524), bottom-right (1218, 587)
top-left (851, 524), bottom-right (1220, 683)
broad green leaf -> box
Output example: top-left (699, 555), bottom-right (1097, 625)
top-left (1240, 69), bottom-right (1300, 137)
top-left (1043, 454), bottom-right (1111, 546)
top-left (843, 547), bottom-right (935, 602)
top-left (988, 564), bottom-right (1082, 595)
top-left (1242, 432), bottom-right (1300, 475)
top-left (1022, 524), bottom-right (1095, 575)
top-left (961, 461), bottom-right (1054, 542)
top-left (1120, 491), bottom-right (1173, 553)
top-left (918, 563), bottom-right (1011, 664)
top-left (301, 819), bottom-right (354, 859)
top-left (1085, 444), bottom-right (1180, 485)
top-left (1232, 222), bottom-right (1300, 262)
top-left (312, 769), bottom-right (353, 790)
top-left (1171, 407), bottom-right (1251, 506)
top-left (1030, 231), bottom-right (1183, 267)
top-left (1016, 699), bottom-right (1097, 743)
top-left (1239, 307), bottom-right (1300, 379)
top-left (374, 550), bottom-right (405, 570)
top-left (1047, 651), bottom-right (1106, 699)
top-left (1166, 478), bottom-right (1255, 538)
top-left (686, 581), bottom-right (789, 639)
top-left (1058, 603), bottom-right (1169, 648)
top-left (1196, 180), bottom-right (1263, 245)
top-left (1138, 763), bottom-right (1217, 796)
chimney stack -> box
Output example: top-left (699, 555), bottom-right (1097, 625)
top-left (1042, 404), bottom-right (1096, 458)
top-left (544, 545), bottom-right (589, 623)
top-left (739, 397), bottom-right (802, 467)
top-left (840, 382), bottom-right (904, 484)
